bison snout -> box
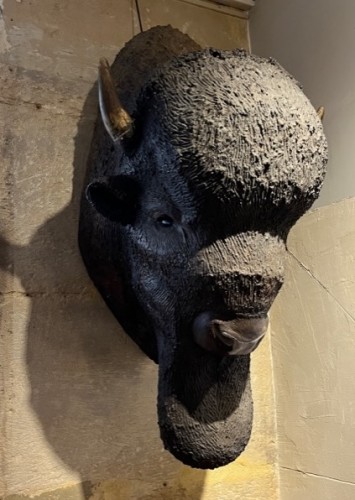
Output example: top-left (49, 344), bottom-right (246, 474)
top-left (193, 312), bottom-right (268, 356)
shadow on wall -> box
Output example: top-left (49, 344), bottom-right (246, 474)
top-left (1, 85), bottom-right (206, 499)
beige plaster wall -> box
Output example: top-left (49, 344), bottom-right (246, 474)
top-left (0, 1), bottom-right (278, 499)
top-left (270, 202), bottom-right (355, 500)
top-left (250, 2), bottom-right (355, 498)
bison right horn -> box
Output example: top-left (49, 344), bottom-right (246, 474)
top-left (317, 106), bottom-right (325, 121)
top-left (98, 58), bottom-right (133, 141)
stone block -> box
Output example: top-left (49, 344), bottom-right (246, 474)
top-left (0, 0), bottom-right (140, 84)
top-left (139, 0), bottom-right (248, 50)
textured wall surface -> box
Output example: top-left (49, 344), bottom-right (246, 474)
top-left (270, 201), bottom-right (355, 500)
top-left (250, 2), bottom-right (355, 499)
top-left (0, 1), bottom-right (278, 499)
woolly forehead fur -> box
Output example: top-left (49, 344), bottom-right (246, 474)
top-left (136, 49), bottom-right (328, 213)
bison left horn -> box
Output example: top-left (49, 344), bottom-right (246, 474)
top-left (98, 58), bottom-right (133, 141)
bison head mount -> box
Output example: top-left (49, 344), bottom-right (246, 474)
top-left (79, 26), bottom-right (327, 469)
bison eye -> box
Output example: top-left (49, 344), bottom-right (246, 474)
top-left (155, 214), bottom-right (174, 228)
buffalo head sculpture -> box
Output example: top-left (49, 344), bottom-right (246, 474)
top-left (78, 26), bottom-right (327, 469)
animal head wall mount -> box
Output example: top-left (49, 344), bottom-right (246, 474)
top-left (79, 26), bottom-right (327, 469)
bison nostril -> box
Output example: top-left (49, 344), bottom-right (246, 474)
top-left (193, 312), bottom-right (269, 356)
top-left (219, 331), bottom-right (235, 346)
top-left (214, 316), bottom-right (269, 343)
top-left (212, 326), bottom-right (236, 349)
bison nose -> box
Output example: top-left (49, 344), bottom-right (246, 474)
top-left (192, 312), bottom-right (268, 356)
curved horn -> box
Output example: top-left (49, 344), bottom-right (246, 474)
top-left (317, 106), bottom-right (325, 121)
top-left (98, 58), bottom-right (133, 141)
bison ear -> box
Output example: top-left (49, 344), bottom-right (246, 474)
top-left (86, 175), bottom-right (140, 225)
